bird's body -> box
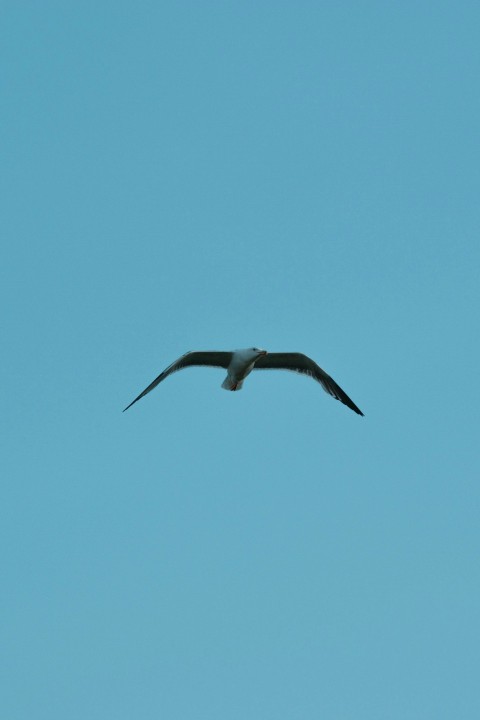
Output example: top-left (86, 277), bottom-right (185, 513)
top-left (123, 347), bottom-right (364, 415)
top-left (221, 347), bottom-right (267, 391)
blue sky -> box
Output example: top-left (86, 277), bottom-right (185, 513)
top-left (2, 2), bottom-right (480, 718)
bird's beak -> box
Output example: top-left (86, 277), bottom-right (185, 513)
top-left (259, 350), bottom-right (268, 356)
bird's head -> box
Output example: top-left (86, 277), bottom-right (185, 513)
top-left (234, 347), bottom-right (268, 365)
top-left (251, 347), bottom-right (267, 360)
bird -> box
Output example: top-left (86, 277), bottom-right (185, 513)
top-left (123, 347), bottom-right (364, 415)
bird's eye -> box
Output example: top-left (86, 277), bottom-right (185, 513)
top-left (252, 347), bottom-right (258, 351)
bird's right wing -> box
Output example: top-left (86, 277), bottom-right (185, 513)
top-left (123, 351), bottom-right (232, 411)
top-left (254, 352), bottom-right (364, 416)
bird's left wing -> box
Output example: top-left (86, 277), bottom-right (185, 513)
top-left (254, 352), bottom-right (364, 416)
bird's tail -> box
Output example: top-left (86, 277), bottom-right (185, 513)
top-left (221, 376), bottom-right (244, 391)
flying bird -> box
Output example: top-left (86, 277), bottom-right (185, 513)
top-left (123, 347), bottom-right (364, 415)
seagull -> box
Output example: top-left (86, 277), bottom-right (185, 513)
top-left (123, 347), bottom-right (364, 415)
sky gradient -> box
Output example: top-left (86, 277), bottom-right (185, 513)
top-left (2, 2), bottom-right (480, 718)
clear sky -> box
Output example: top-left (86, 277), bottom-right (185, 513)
top-left (2, 2), bottom-right (480, 718)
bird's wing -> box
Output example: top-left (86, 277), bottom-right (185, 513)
top-left (254, 352), bottom-right (364, 416)
top-left (123, 351), bottom-right (232, 411)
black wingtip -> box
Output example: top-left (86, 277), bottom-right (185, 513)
top-left (349, 403), bottom-right (364, 416)
top-left (340, 395), bottom-right (364, 416)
